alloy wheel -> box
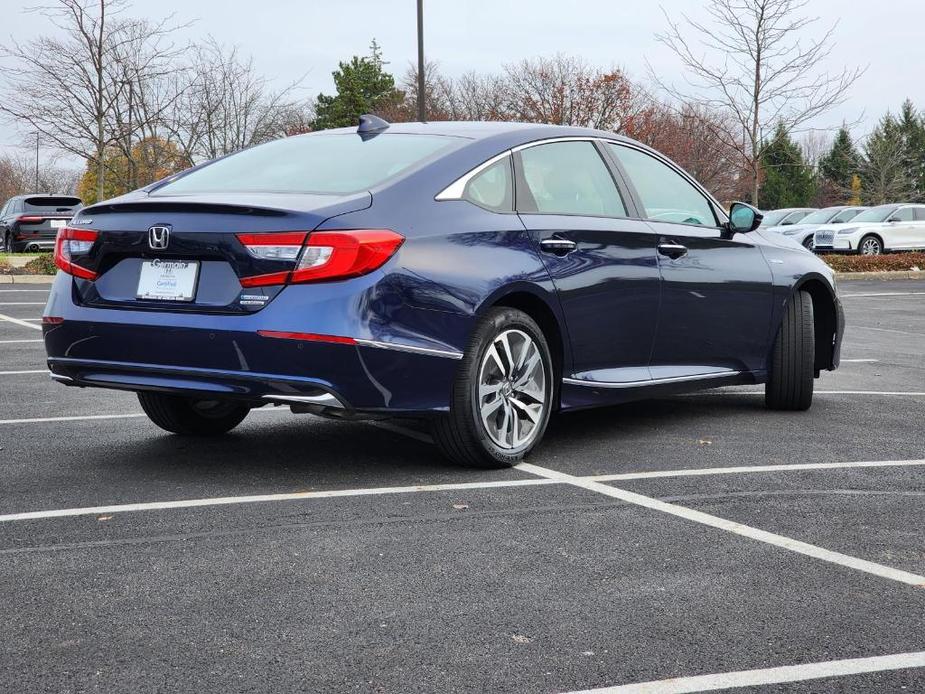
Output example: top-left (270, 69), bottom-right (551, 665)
top-left (860, 237), bottom-right (882, 255)
top-left (477, 329), bottom-right (547, 450)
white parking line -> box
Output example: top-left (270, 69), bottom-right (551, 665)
top-left (0, 370), bottom-right (48, 376)
top-left (517, 463), bottom-right (925, 587)
top-left (842, 291), bottom-right (925, 298)
top-left (840, 358), bottom-right (879, 363)
top-left (0, 313), bottom-right (42, 330)
top-left (1, 457), bottom-right (922, 527)
top-left (0, 302), bottom-right (46, 306)
top-left (0, 289), bottom-right (49, 293)
top-left (588, 459), bottom-right (925, 482)
top-left (0, 339), bottom-right (43, 344)
top-left (0, 478), bottom-right (556, 522)
top-left (853, 325), bottom-right (924, 337)
top-left (0, 413), bottom-right (146, 426)
top-left (565, 650), bottom-right (925, 694)
top-left (701, 390), bottom-right (925, 397)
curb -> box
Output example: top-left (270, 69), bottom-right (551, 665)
top-left (833, 270), bottom-right (925, 281)
top-left (0, 274), bottom-right (57, 284)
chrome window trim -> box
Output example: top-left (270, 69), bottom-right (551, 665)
top-left (435, 150), bottom-right (512, 201)
top-left (563, 371), bottom-right (742, 389)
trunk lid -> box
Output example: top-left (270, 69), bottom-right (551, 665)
top-left (71, 192), bottom-right (371, 314)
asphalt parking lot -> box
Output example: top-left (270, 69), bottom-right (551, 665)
top-left (0, 278), bottom-right (923, 693)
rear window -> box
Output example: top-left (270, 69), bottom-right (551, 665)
top-left (153, 133), bottom-right (461, 196)
top-left (23, 196), bottom-right (82, 213)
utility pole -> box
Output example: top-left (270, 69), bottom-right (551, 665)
top-left (416, 0), bottom-right (426, 122)
top-left (34, 132), bottom-right (39, 192)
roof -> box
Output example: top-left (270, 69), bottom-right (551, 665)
top-left (312, 119), bottom-right (634, 143)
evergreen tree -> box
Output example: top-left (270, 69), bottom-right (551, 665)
top-left (310, 40), bottom-right (403, 131)
top-left (758, 124), bottom-right (816, 209)
top-left (897, 99), bottom-right (925, 196)
top-left (818, 126), bottom-right (860, 191)
top-left (860, 113), bottom-right (917, 205)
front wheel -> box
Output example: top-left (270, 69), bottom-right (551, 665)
top-left (138, 392), bottom-right (250, 435)
top-left (859, 235), bottom-right (883, 256)
top-left (432, 308), bottom-right (553, 468)
top-left (765, 290), bottom-right (815, 411)
top-left (2, 232), bottom-right (13, 253)
top-left (801, 236), bottom-right (815, 251)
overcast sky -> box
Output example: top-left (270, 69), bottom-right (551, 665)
top-left (2, 0), bottom-right (923, 167)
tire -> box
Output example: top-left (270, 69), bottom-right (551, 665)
top-left (801, 236), bottom-right (814, 251)
top-left (859, 235), bottom-right (883, 256)
top-left (2, 232), bottom-right (13, 253)
top-left (765, 290), bottom-right (815, 411)
top-left (432, 307), bottom-right (554, 468)
top-left (138, 392), bottom-right (250, 435)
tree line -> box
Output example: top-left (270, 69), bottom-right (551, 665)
top-left (0, 0), bottom-right (904, 212)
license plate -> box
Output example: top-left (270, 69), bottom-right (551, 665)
top-left (50, 219), bottom-right (67, 228)
top-left (136, 260), bottom-right (199, 302)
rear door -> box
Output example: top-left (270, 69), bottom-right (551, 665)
top-left (607, 142), bottom-right (773, 378)
top-left (904, 206), bottom-right (925, 249)
top-left (515, 139), bottom-right (660, 385)
top-left (882, 206), bottom-right (915, 250)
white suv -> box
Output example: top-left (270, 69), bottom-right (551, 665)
top-left (814, 204), bottom-right (925, 255)
top-left (769, 206), bottom-right (866, 250)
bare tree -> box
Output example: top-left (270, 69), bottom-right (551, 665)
top-left (160, 38), bottom-right (308, 163)
top-left (654, 0), bottom-right (863, 203)
top-left (0, 151), bottom-right (79, 200)
top-left (0, 0), bottom-right (183, 200)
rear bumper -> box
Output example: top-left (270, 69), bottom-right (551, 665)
top-left (43, 273), bottom-right (469, 415)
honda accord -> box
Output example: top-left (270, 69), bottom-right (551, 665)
top-left (43, 116), bottom-right (844, 468)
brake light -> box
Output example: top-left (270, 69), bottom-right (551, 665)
top-left (17, 215), bottom-right (44, 223)
top-left (54, 227), bottom-right (98, 280)
top-left (238, 230), bottom-right (404, 287)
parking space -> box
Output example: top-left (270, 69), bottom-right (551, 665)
top-left (1, 279), bottom-right (924, 692)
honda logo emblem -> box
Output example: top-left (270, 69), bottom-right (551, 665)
top-left (148, 225), bottom-right (170, 250)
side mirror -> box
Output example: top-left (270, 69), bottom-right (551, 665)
top-left (727, 202), bottom-right (763, 234)
top-left (888, 217), bottom-right (901, 223)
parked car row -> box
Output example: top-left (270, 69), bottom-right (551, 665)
top-left (760, 203), bottom-right (925, 255)
top-left (0, 194), bottom-right (83, 253)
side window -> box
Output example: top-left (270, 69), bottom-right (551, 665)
top-left (610, 144), bottom-right (717, 227)
top-left (892, 207), bottom-right (914, 222)
top-left (464, 157), bottom-right (513, 212)
top-left (781, 211), bottom-right (806, 225)
top-left (914, 207), bottom-right (925, 221)
top-left (833, 209), bottom-right (858, 223)
top-left (517, 141), bottom-right (627, 217)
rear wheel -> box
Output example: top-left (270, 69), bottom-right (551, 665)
top-left (859, 235), bottom-right (883, 255)
top-left (138, 392), bottom-right (250, 435)
top-left (432, 308), bottom-right (553, 468)
top-left (2, 232), bottom-right (13, 253)
top-left (765, 290), bottom-right (815, 411)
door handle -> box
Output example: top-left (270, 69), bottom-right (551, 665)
top-left (657, 240), bottom-right (688, 259)
top-left (540, 238), bottom-right (577, 255)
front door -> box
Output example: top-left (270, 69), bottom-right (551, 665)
top-left (607, 143), bottom-right (773, 378)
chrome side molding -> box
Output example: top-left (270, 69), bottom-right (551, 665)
top-left (356, 338), bottom-right (463, 360)
top-left (563, 371), bottom-right (743, 389)
top-left (262, 392), bottom-right (345, 408)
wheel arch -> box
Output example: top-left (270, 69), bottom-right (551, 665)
top-left (791, 275), bottom-right (838, 372)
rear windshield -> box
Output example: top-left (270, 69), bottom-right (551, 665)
top-left (23, 196), bottom-right (82, 213)
top-left (153, 133), bottom-right (461, 196)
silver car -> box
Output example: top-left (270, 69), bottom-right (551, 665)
top-left (814, 204), bottom-right (925, 255)
top-left (758, 208), bottom-right (817, 229)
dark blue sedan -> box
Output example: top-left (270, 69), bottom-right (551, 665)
top-left (43, 117), bottom-right (844, 467)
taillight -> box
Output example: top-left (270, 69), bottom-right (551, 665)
top-left (17, 215), bottom-right (44, 223)
top-left (54, 227), bottom-right (98, 280)
top-left (237, 230), bottom-right (404, 288)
